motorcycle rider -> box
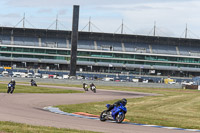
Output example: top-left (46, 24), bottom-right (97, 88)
top-left (7, 79), bottom-right (16, 94)
top-left (31, 79), bottom-right (37, 86)
top-left (31, 79), bottom-right (35, 83)
top-left (83, 83), bottom-right (88, 91)
top-left (106, 98), bottom-right (127, 113)
top-left (90, 83), bottom-right (95, 90)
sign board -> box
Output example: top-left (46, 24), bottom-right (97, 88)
top-left (4, 67), bottom-right (12, 69)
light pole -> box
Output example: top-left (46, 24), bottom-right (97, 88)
top-left (108, 64), bottom-right (113, 73)
top-left (139, 66), bottom-right (144, 75)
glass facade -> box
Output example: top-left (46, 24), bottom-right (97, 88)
top-left (1, 45), bottom-right (200, 69)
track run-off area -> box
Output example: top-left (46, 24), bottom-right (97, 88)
top-left (0, 84), bottom-right (198, 133)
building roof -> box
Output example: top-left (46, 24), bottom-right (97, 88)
top-left (0, 26), bottom-right (200, 47)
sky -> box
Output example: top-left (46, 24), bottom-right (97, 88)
top-left (0, 0), bottom-right (200, 39)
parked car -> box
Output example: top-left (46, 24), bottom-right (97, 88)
top-left (2, 71), bottom-right (9, 77)
top-left (63, 75), bottom-right (69, 79)
top-left (12, 72), bottom-right (21, 78)
top-left (169, 81), bottom-right (176, 84)
top-left (102, 77), bottom-right (114, 81)
top-left (27, 73), bottom-right (33, 78)
top-left (42, 74), bottom-right (49, 79)
top-left (34, 73), bottom-right (41, 78)
top-left (48, 75), bottom-right (54, 79)
top-left (181, 81), bottom-right (193, 85)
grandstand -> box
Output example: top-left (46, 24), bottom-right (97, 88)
top-left (0, 26), bottom-right (200, 77)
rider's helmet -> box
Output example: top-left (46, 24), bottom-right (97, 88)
top-left (11, 79), bottom-right (15, 82)
top-left (121, 98), bottom-right (127, 106)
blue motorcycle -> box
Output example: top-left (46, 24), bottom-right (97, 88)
top-left (7, 83), bottom-right (14, 94)
top-left (100, 103), bottom-right (127, 123)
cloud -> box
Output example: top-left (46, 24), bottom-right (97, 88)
top-left (5, 0), bottom-right (197, 8)
top-left (58, 9), bottom-right (67, 15)
top-left (1, 0), bottom-right (200, 38)
top-left (1, 13), bottom-right (20, 18)
top-left (37, 9), bottom-right (53, 14)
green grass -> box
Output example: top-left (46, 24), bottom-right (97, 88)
top-left (36, 83), bottom-right (82, 88)
top-left (0, 84), bottom-right (83, 93)
top-left (56, 86), bottom-right (200, 129)
top-left (0, 121), bottom-right (101, 133)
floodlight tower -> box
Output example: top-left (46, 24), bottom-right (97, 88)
top-left (69, 5), bottom-right (79, 76)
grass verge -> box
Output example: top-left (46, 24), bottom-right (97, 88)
top-left (56, 86), bottom-right (200, 129)
top-left (0, 121), bottom-right (101, 133)
top-left (0, 84), bottom-right (83, 93)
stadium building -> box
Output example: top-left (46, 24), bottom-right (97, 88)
top-left (0, 26), bottom-right (200, 77)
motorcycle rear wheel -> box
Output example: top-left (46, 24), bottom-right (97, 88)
top-left (100, 110), bottom-right (107, 121)
top-left (116, 112), bottom-right (125, 123)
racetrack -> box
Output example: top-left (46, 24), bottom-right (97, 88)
top-left (0, 85), bottom-right (195, 133)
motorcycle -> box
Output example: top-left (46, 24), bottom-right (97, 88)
top-left (90, 86), bottom-right (96, 93)
top-left (83, 84), bottom-right (88, 91)
top-left (7, 83), bottom-right (14, 94)
top-left (100, 103), bottom-right (127, 123)
top-left (31, 81), bottom-right (37, 86)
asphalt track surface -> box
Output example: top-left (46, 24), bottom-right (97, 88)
top-left (0, 85), bottom-right (195, 133)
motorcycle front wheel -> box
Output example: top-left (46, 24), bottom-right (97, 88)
top-left (100, 110), bottom-right (107, 121)
top-left (116, 112), bottom-right (125, 123)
